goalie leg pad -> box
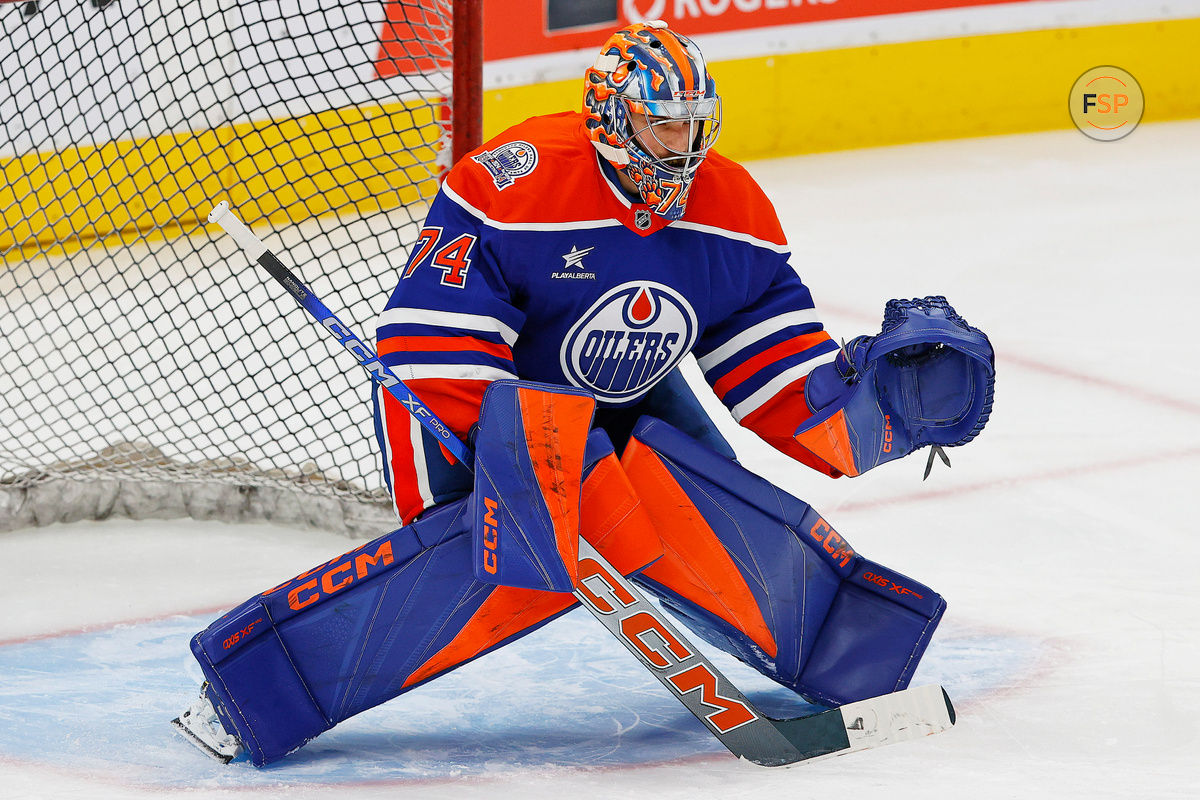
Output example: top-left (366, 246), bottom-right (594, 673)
top-left (189, 431), bottom-right (662, 766)
top-left (471, 380), bottom-right (596, 592)
top-left (623, 417), bottom-right (945, 706)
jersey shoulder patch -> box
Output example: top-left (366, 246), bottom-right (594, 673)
top-left (446, 113), bottom-right (610, 226)
top-left (470, 140), bottom-right (540, 191)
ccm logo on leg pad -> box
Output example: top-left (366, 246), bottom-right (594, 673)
top-left (284, 542), bottom-right (395, 611)
top-left (481, 496), bottom-right (499, 575)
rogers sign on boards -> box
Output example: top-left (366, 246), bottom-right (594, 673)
top-left (487, 1), bottom-right (1026, 62)
top-left (625, 0), bottom-right (839, 19)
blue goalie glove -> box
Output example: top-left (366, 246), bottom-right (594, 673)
top-left (794, 296), bottom-right (995, 477)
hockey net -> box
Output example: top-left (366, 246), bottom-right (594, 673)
top-left (0, 0), bottom-right (481, 537)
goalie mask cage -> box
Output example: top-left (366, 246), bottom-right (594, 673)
top-left (0, 0), bottom-right (482, 537)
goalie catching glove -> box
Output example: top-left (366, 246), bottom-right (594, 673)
top-left (795, 296), bottom-right (995, 477)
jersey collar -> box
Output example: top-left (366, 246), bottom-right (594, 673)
top-left (594, 150), bottom-right (672, 237)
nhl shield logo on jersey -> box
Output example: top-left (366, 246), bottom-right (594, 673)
top-left (561, 281), bottom-right (698, 403)
top-left (472, 141), bottom-right (538, 190)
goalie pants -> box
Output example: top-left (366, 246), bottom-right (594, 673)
top-left (190, 419), bottom-right (945, 767)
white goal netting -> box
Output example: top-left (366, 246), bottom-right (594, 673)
top-left (1, 0), bottom-right (474, 536)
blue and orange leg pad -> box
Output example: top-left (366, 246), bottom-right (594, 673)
top-left (189, 431), bottom-right (663, 766)
top-left (471, 380), bottom-right (597, 592)
top-left (622, 417), bottom-right (945, 707)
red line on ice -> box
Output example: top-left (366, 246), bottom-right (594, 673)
top-left (820, 301), bottom-right (1200, 418)
top-left (836, 444), bottom-right (1200, 513)
top-left (0, 604), bottom-right (231, 648)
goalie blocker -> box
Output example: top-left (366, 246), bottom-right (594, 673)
top-left (185, 381), bottom-right (944, 766)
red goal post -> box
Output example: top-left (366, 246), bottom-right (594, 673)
top-left (0, 0), bottom-right (483, 536)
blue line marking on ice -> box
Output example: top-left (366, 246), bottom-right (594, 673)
top-left (0, 609), bottom-right (1037, 786)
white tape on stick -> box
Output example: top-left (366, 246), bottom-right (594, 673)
top-left (208, 202), bottom-right (267, 261)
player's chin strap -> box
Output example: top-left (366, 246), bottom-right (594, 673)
top-left (207, 202), bottom-right (956, 767)
top-left (797, 296), bottom-right (995, 479)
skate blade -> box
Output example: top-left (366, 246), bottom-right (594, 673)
top-left (171, 716), bottom-right (235, 764)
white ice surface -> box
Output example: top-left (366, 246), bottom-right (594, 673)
top-left (2, 120), bottom-right (1198, 799)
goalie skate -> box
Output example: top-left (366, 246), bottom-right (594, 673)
top-left (171, 684), bottom-right (243, 763)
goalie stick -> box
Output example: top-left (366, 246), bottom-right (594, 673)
top-left (204, 201), bottom-right (956, 767)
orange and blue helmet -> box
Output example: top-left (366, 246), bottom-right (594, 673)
top-left (583, 21), bottom-right (721, 221)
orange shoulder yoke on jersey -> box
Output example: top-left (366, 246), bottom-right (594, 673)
top-left (446, 112), bottom-right (615, 225)
top-left (680, 150), bottom-right (787, 248)
top-left (445, 113), bottom-right (788, 248)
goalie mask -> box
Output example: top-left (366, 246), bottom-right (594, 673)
top-left (583, 21), bottom-right (722, 221)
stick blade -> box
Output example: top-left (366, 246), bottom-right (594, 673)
top-left (840, 684), bottom-right (955, 755)
top-left (762, 685), bottom-right (955, 767)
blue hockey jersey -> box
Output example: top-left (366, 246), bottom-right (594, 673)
top-left (375, 112), bottom-right (840, 523)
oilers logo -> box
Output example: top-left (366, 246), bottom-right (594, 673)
top-left (561, 281), bottom-right (698, 403)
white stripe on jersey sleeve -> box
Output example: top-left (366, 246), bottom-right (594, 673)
top-left (442, 183), bottom-right (623, 232)
top-left (377, 307), bottom-right (520, 347)
top-left (668, 220), bottom-right (790, 255)
top-left (408, 412), bottom-right (436, 512)
top-left (392, 363), bottom-right (518, 383)
top-left (696, 309), bottom-right (822, 373)
top-left (375, 384), bottom-right (404, 520)
top-left (729, 348), bottom-right (838, 422)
